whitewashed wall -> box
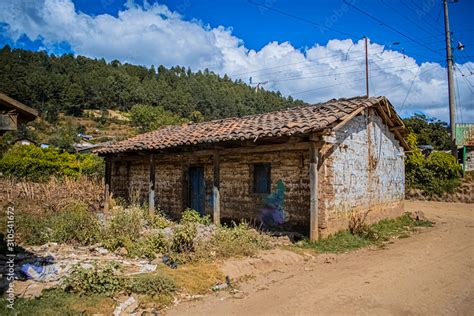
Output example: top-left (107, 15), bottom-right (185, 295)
top-left (328, 110), bottom-right (405, 214)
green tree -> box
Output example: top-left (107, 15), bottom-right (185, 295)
top-left (129, 104), bottom-right (186, 132)
top-left (403, 114), bottom-right (450, 150)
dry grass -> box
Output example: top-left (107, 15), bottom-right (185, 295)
top-left (0, 176), bottom-right (104, 214)
top-left (160, 263), bottom-right (224, 295)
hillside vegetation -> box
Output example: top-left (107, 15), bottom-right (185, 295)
top-left (0, 45), bottom-right (303, 122)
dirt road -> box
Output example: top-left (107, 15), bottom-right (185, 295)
top-left (167, 201), bottom-right (474, 315)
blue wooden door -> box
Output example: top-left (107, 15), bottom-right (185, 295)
top-left (189, 167), bottom-right (205, 215)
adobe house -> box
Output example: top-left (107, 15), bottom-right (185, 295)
top-left (97, 96), bottom-right (408, 240)
top-left (0, 92), bottom-right (38, 135)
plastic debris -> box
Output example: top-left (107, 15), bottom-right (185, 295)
top-left (113, 296), bottom-right (138, 316)
top-left (162, 255), bottom-right (178, 269)
top-left (21, 264), bottom-right (61, 282)
top-left (212, 275), bottom-right (231, 291)
top-left (139, 263), bottom-right (157, 273)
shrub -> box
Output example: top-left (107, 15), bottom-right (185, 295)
top-left (146, 209), bottom-right (173, 229)
top-left (405, 132), bottom-right (462, 196)
top-left (0, 145), bottom-right (104, 181)
top-left (101, 206), bottom-right (143, 251)
top-left (49, 203), bottom-right (100, 245)
top-left (124, 273), bottom-right (177, 296)
top-left (14, 212), bottom-right (51, 245)
top-left (124, 233), bottom-right (170, 259)
top-left (64, 262), bottom-right (122, 296)
top-left (11, 203), bottom-right (100, 245)
top-left (203, 223), bottom-right (270, 258)
top-left (180, 209), bottom-right (211, 225)
top-left (172, 223), bottom-right (197, 253)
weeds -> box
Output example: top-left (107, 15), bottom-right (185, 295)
top-left (49, 203), bottom-right (101, 245)
top-left (125, 273), bottom-right (177, 296)
top-left (64, 262), bottom-right (123, 296)
top-left (0, 288), bottom-right (115, 316)
top-left (302, 213), bottom-right (433, 253)
top-left (101, 206), bottom-right (142, 251)
top-left (12, 203), bottom-right (100, 245)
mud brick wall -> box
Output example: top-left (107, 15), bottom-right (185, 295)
top-left (110, 160), bottom-right (148, 204)
top-left (320, 110), bottom-right (405, 235)
top-left (109, 148), bottom-right (311, 231)
top-left (219, 150), bottom-right (310, 231)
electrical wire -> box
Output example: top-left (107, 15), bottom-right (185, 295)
top-left (247, 0), bottom-right (359, 38)
top-left (379, 0), bottom-right (436, 37)
top-left (343, 0), bottom-right (444, 57)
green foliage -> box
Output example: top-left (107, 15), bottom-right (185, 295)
top-left (302, 213), bottom-right (433, 253)
top-left (0, 45), bottom-right (302, 123)
top-left (64, 262), bottom-right (123, 296)
top-left (203, 223), bottom-right (270, 258)
top-left (172, 223), bottom-right (197, 253)
top-left (303, 230), bottom-right (371, 253)
top-left (49, 203), bottom-right (101, 245)
top-left (180, 208), bottom-right (211, 225)
top-left (0, 288), bottom-right (113, 316)
top-left (0, 144), bottom-right (104, 181)
top-left (101, 206), bottom-right (143, 251)
top-left (403, 113), bottom-right (451, 150)
top-left (130, 104), bottom-right (185, 132)
top-left (147, 209), bottom-right (174, 229)
top-left (14, 212), bottom-right (51, 245)
top-left (48, 125), bottom-right (80, 152)
top-left (125, 273), bottom-right (177, 296)
top-left (405, 132), bottom-right (462, 195)
top-left (13, 203), bottom-right (100, 245)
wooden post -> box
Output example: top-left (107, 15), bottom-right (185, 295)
top-left (212, 151), bottom-right (220, 225)
top-left (104, 158), bottom-right (112, 214)
top-left (309, 141), bottom-right (319, 241)
top-left (148, 153), bottom-right (156, 214)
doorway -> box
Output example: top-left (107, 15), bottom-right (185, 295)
top-left (188, 166), bottom-right (205, 215)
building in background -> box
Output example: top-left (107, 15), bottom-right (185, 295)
top-left (456, 123), bottom-right (474, 173)
top-left (0, 93), bottom-right (38, 135)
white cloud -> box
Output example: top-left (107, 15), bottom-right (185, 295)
top-left (0, 0), bottom-right (473, 122)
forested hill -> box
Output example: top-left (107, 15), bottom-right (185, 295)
top-left (0, 45), bottom-right (304, 122)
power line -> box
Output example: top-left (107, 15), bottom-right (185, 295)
top-left (247, 0), bottom-right (359, 38)
top-left (343, 0), bottom-right (444, 57)
top-left (400, 67), bottom-right (421, 109)
top-left (376, 65), bottom-right (440, 108)
top-left (404, 0), bottom-right (444, 33)
top-left (228, 49), bottom-right (366, 77)
top-left (269, 62), bottom-right (426, 84)
top-left (290, 71), bottom-right (406, 96)
top-left (453, 70), bottom-right (464, 123)
top-left (379, 0), bottom-right (436, 37)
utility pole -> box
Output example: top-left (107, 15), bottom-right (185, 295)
top-left (443, 0), bottom-right (457, 156)
top-left (365, 36), bottom-right (369, 97)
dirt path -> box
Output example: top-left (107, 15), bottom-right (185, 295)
top-left (167, 201), bottom-right (474, 315)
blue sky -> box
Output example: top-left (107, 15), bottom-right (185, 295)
top-left (0, 0), bottom-right (473, 122)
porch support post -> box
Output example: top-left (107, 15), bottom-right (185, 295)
top-left (212, 150), bottom-right (221, 225)
top-left (148, 153), bottom-right (156, 214)
top-left (104, 158), bottom-right (112, 215)
top-left (309, 141), bottom-right (320, 241)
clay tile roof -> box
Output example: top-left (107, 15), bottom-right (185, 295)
top-left (97, 96), bottom-right (400, 155)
